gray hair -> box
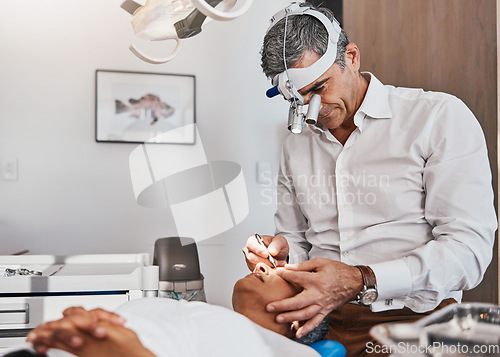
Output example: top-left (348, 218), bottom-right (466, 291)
top-left (260, 3), bottom-right (349, 79)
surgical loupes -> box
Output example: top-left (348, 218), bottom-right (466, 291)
top-left (286, 94), bottom-right (321, 134)
top-left (264, 3), bottom-right (341, 134)
top-left (305, 94), bottom-right (321, 125)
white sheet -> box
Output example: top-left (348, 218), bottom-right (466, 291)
top-left (2, 298), bottom-right (320, 357)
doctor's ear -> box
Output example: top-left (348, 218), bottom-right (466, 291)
top-left (344, 42), bottom-right (361, 70)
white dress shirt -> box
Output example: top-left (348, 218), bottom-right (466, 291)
top-left (275, 73), bottom-right (497, 313)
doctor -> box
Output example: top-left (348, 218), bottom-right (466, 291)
top-left (243, 2), bottom-right (497, 355)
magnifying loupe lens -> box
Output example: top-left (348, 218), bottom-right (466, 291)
top-left (305, 94), bottom-right (321, 125)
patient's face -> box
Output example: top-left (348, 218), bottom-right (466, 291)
top-left (232, 263), bottom-right (300, 336)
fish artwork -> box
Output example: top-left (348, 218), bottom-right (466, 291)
top-left (115, 93), bottom-right (175, 125)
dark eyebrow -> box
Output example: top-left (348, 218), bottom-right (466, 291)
top-left (300, 78), bottom-right (329, 95)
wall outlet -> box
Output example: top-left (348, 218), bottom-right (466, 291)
top-left (1, 157), bottom-right (18, 181)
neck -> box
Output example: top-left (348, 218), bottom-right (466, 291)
top-left (238, 308), bottom-right (292, 337)
top-left (330, 122), bottom-right (356, 145)
top-left (329, 72), bottom-right (369, 145)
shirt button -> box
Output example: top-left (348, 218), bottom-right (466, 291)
top-left (343, 251), bottom-right (350, 257)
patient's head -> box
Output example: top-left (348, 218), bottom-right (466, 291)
top-left (232, 263), bottom-right (300, 337)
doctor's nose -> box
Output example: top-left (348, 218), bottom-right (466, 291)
top-left (254, 262), bottom-right (271, 275)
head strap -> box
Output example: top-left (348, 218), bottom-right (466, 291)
top-left (266, 2), bottom-right (342, 102)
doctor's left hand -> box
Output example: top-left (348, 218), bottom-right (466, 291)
top-left (26, 307), bottom-right (126, 354)
top-left (267, 258), bottom-right (363, 338)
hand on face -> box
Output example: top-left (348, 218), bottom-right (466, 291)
top-left (232, 263), bottom-right (300, 337)
top-left (233, 263), bottom-right (298, 311)
top-left (26, 307), bottom-right (126, 355)
top-left (242, 234), bottom-right (289, 271)
top-left (266, 258), bottom-right (363, 338)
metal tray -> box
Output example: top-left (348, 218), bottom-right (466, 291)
top-left (370, 303), bottom-right (500, 356)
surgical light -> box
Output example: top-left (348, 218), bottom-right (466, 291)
top-left (288, 105), bottom-right (304, 134)
top-left (121, 0), bottom-right (253, 64)
top-left (265, 2), bottom-right (342, 134)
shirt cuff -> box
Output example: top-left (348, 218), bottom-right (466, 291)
top-left (287, 245), bottom-right (309, 264)
top-left (370, 259), bottom-right (412, 301)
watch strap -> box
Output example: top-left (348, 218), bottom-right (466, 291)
top-left (355, 265), bottom-right (376, 289)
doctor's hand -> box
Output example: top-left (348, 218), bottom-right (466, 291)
top-left (267, 258), bottom-right (363, 338)
top-left (27, 306), bottom-right (126, 355)
top-left (242, 234), bottom-right (289, 271)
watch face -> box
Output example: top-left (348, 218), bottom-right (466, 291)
top-left (361, 288), bottom-right (378, 305)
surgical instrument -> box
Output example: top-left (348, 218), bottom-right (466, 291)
top-left (254, 233), bottom-right (277, 268)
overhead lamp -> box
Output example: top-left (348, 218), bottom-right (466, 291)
top-left (121, 0), bottom-right (253, 64)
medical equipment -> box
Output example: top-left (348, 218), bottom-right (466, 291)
top-left (0, 236), bottom-right (208, 349)
top-left (370, 303), bottom-right (500, 357)
top-left (121, 0), bottom-right (253, 64)
top-left (254, 233), bottom-right (277, 268)
top-left (153, 237), bottom-right (206, 301)
top-left (265, 2), bottom-right (342, 134)
top-left (0, 254), bottom-right (159, 349)
top-left (0, 268), bottom-right (42, 277)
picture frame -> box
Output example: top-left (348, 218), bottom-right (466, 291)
top-left (95, 70), bottom-right (196, 144)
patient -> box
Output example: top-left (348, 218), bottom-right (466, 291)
top-left (4, 264), bottom-right (327, 357)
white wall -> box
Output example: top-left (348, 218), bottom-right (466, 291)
top-left (0, 0), bottom-right (291, 308)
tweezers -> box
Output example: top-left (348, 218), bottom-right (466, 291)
top-left (255, 233), bottom-right (277, 268)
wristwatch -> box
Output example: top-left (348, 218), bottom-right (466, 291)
top-left (355, 265), bottom-right (378, 306)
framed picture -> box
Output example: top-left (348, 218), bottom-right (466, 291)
top-left (95, 70), bottom-right (196, 144)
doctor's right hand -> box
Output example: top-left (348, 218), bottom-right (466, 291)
top-left (242, 234), bottom-right (289, 271)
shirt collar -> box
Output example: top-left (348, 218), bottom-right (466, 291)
top-left (354, 72), bottom-right (392, 132)
top-left (308, 72), bottom-right (392, 135)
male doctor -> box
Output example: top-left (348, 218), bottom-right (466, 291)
top-left (243, 3), bottom-right (497, 355)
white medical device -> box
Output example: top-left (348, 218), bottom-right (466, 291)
top-left (265, 2), bottom-right (342, 134)
top-left (121, 0), bottom-right (253, 64)
top-left (0, 239), bottom-right (205, 350)
top-left (0, 254), bottom-right (158, 349)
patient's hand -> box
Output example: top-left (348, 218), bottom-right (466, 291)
top-left (27, 307), bottom-right (126, 355)
top-left (28, 318), bottom-right (154, 357)
top-left (62, 307), bottom-right (126, 337)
